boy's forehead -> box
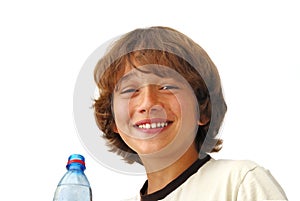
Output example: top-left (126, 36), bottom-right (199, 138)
top-left (117, 64), bottom-right (186, 83)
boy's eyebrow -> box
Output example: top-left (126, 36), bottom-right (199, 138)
top-left (115, 68), bottom-right (186, 91)
top-left (117, 70), bottom-right (168, 85)
top-left (115, 72), bottom-right (137, 91)
top-left (118, 72), bottom-right (136, 84)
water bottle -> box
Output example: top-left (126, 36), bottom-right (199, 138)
top-left (53, 154), bottom-right (92, 201)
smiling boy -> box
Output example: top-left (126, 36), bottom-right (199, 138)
top-left (93, 27), bottom-right (287, 200)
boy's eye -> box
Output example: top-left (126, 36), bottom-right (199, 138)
top-left (120, 88), bottom-right (139, 94)
top-left (159, 85), bottom-right (179, 90)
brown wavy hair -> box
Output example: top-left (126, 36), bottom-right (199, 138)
top-left (93, 26), bottom-right (227, 164)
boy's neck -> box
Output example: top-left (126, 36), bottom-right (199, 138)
top-left (143, 144), bottom-right (199, 194)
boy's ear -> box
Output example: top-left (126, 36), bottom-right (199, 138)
top-left (112, 123), bottom-right (119, 133)
top-left (198, 115), bottom-right (210, 126)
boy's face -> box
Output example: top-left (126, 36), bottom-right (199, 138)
top-left (112, 64), bottom-right (199, 158)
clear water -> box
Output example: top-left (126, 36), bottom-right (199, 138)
top-left (53, 184), bottom-right (92, 201)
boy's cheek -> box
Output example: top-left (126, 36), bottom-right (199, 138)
top-left (113, 99), bottom-right (131, 122)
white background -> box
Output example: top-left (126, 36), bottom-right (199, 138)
top-left (0, 0), bottom-right (299, 200)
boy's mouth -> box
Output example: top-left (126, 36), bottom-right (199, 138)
top-left (134, 119), bottom-right (173, 130)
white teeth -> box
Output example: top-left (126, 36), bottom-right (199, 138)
top-left (137, 122), bottom-right (168, 129)
top-left (151, 123), bottom-right (157, 128)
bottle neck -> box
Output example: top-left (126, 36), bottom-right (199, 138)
top-left (67, 163), bottom-right (85, 171)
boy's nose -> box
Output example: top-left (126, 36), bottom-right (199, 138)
top-left (137, 85), bottom-right (163, 114)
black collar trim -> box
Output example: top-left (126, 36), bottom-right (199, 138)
top-left (140, 155), bottom-right (211, 201)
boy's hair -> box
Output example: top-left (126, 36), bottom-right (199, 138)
top-left (93, 26), bottom-right (227, 164)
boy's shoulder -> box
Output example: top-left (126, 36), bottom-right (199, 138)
top-left (200, 158), bottom-right (287, 200)
top-left (200, 157), bottom-right (261, 180)
top-left (205, 157), bottom-right (259, 171)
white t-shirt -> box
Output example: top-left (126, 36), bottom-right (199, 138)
top-left (124, 155), bottom-right (287, 201)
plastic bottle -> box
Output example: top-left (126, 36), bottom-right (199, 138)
top-left (53, 154), bottom-right (92, 201)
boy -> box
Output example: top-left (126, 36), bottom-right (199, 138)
top-left (93, 26), bottom-right (287, 200)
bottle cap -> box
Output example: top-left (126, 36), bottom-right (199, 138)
top-left (66, 154), bottom-right (86, 170)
